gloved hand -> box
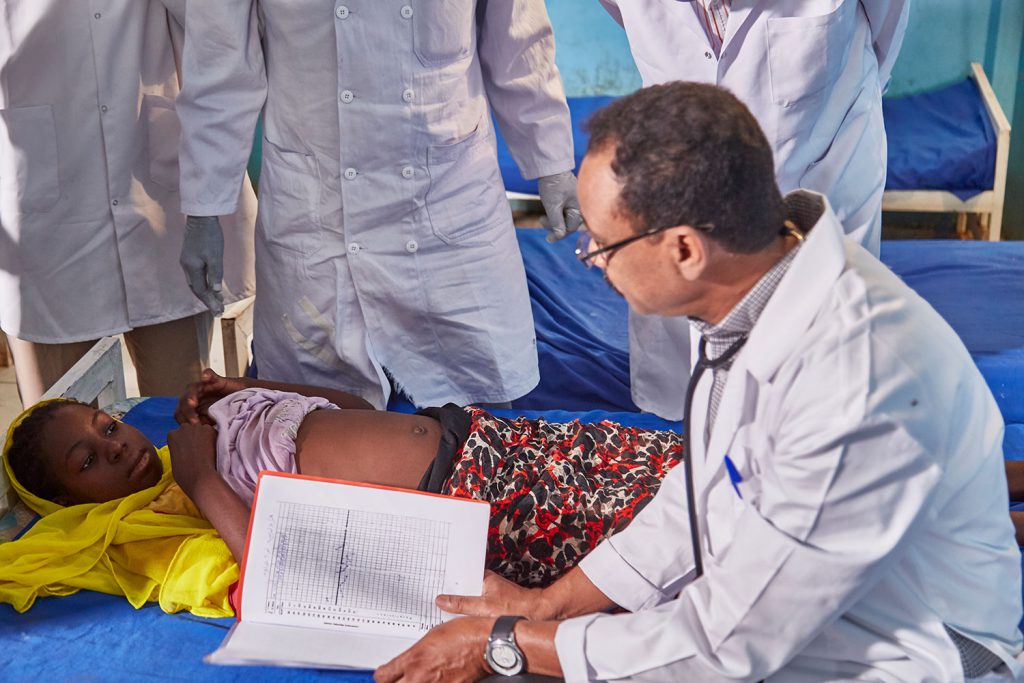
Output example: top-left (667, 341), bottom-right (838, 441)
top-left (180, 215), bottom-right (225, 316)
top-left (537, 170), bottom-right (584, 243)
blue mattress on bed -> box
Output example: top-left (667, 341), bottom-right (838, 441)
top-left (0, 397), bottom-right (673, 683)
top-left (496, 80), bottom-right (996, 201)
top-left (882, 78), bottom-right (996, 200)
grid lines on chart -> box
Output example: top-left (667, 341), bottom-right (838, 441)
top-left (265, 500), bottom-right (450, 630)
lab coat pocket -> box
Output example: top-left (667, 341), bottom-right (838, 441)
top-left (143, 95), bottom-right (181, 192)
top-left (765, 4), bottom-right (852, 107)
top-left (0, 105), bottom-right (61, 214)
top-left (257, 137), bottom-right (322, 257)
top-left (426, 122), bottom-right (506, 245)
top-left (411, 0), bottom-right (474, 67)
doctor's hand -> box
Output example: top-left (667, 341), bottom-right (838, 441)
top-left (175, 368), bottom-right (249, 426)
top-left (181, 215), bottom-right (226, 316)
top-left (437, 570), bottom-right (550, 620)
top-left (537, 171), bottom-right (584, 243)
top-left (375, 616), bottom-right (493, 683)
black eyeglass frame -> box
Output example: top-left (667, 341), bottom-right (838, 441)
top-left (575, 222), bottom-right (715, 267)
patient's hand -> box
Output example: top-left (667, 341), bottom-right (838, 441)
top-left (175, 368), bottom-right (249, 425)
top-left (436, 571), bottom-right (550, 620)
top-left (167, 422), bottom-right (219, 496)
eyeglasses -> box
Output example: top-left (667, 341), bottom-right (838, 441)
top-left (575, 222), bottom-right (715, 268)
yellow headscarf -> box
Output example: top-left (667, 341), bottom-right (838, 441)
top-left (0, 400), bottom-right (238, 616)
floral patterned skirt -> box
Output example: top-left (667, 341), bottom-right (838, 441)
top-left (437, 407), bottom-right (684, 587)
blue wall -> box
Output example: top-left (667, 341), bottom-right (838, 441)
top-left (547, 0), bottom-right (1024, 238)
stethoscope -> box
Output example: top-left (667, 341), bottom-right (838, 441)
top-left (681, 334), bottom-right (748, 578)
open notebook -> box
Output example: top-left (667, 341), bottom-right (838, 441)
top-left (206, 472), bottom-right (489, 670)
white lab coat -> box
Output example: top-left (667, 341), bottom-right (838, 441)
top-left (0, 0), bottom-right (256, 343)
top-left (600, 0), bottom-right (910, 419)
top-left (177, 0), bottom-right (574, 408)
top-left (554, 193), bottom-right (1024, 682)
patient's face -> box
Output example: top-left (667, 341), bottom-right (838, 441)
top-left (39, 404), bottom-right (163, 505)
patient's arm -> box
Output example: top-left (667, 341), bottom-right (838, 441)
top-left (175, 368), bottom-right (374, 425)
top-left (167, 422), bottom-right (250, 562)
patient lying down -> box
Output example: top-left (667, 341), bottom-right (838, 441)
top-left (0, 371), bottom-right (682, 615)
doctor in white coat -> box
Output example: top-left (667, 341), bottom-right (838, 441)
top-left (599, 0), bottom-right (910, 420)
top-left (0, 0), bottom-right (256, 405)
top-left (177, 0), bottom-right (578, 409)
top-left (375, 84), bottom-right (1022, 683)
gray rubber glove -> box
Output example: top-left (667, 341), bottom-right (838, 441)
top-left (180, 215), bottom-right (225, 316)
top-left (537, 171), bottom-right (584, 243)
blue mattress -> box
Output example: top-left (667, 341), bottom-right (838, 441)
top-left (882, 78), bottom-right (996, 200)
top-left (496, 81), bottom-right (996, 201)
top-left (0, 397), bottom-right (675, 682)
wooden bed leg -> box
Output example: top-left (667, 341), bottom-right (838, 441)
top-left (955, 213), bottom-right (970, 240)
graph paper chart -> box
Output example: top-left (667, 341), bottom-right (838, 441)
top-left (263, 501), bottom-right (451, 632)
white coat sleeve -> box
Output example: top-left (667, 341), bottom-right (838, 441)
top-left (475, 0), bottom-right (575, 180)
top-left (556, 362), bottom-right (942, 681)
top-left (176, 0), bottom-right (266, 217)
top-left (860, 0), bottom-right (910, 91)
top-left (575, 464), bottom-right (696, 613)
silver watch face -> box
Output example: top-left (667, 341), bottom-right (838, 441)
top-left (491, 643), bottom-right (519, 669)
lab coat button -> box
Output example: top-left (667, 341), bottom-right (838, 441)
top-left (336, 6), bottom-right (350, 19)
top-left (348, 243), bottom-right (361, 254)
top-left (405, 240), bottom-right (418, 253)
top-left (100, 105), bottom-right (108, 113)
top-left (401, 5), bottom-right (414, 19)
top-left (704, 51), bottom-right (712, 59)
top-left (111, 199), bottom-right (118, 206)
top-left (344, 168), bottom-right (358, 180)
top-left (340, 90), bottom-right (354, 103)
top-left (401, 166), bottom-right (414, 179)
top-left (402, 88), bottom-right (415, 103)
top-left (94, 12), bottom-right (102, 19)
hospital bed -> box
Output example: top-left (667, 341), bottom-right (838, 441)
top-left (2, 228), bottom-right (1023, 681)
top-left (881, 63), bottom-right (1011, 241)
top-left (500, 63), bottom-right (1011, 241)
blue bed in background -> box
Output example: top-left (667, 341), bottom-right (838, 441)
top-left (497, 80), bottom-right (997, 201)
top-left (3, 228), bottom-right (1024, 682)
top-left (500, 66), bottom-right (1010, 241)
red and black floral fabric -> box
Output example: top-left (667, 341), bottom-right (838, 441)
top-left (441, 408), bottom-right (684, 587)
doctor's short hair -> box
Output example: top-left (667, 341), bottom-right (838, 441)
top-left (585, 82), bottom-right (785, 254)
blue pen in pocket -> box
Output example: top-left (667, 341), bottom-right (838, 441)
top-left (724, 455), bottom-right (743, 499)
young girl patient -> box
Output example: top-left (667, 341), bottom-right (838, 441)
top-left (1, 371), bottom-right (682, 616)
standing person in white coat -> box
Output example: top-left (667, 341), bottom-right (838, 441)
top-left (0, 0), bottom-right (256, 406)
top-left (176, 1), bottom-right (579, 410)
top-left (600, 0), bottom-right (910, 420)
top-left (374, 84), bottom-right (1022, 683)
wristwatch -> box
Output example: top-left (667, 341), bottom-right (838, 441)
top-left (485, 615), bottom-right (527, 676)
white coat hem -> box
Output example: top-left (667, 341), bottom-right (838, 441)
top-left (2, 292), bottom-right (250, 345)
